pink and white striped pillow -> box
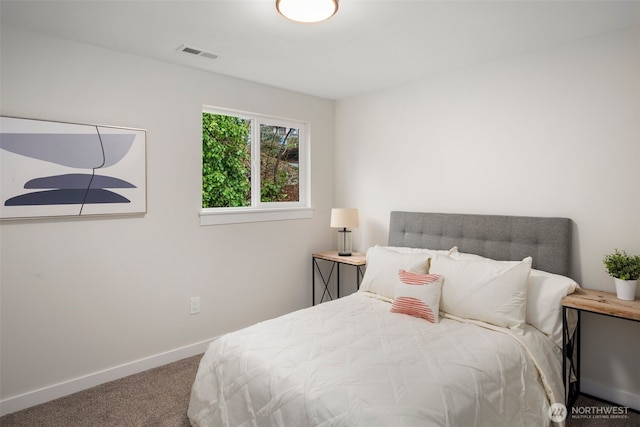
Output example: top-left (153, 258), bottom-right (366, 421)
top-left (390, 269), bottom-right (443, 323)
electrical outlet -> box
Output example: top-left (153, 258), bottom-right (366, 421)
top-left (190, 297), bottom-right (200, 315)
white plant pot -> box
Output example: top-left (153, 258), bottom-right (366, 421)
top-left (614, 278), bottom-right (638, 301)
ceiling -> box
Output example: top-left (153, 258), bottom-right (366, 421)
top-left (1, 0), bottom-right (639, 100)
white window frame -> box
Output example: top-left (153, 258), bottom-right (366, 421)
top-left (199, 106), bottom-right (312, 226)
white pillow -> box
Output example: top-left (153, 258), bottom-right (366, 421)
top-left (390, 270), bottom-right (443, 323)
top-left (359, 246), bottom-right (436, 300)
top-left (450, 248), bottom-right (579, 344)
top-left (383, 246), bottom-right (452, 255)
top-left (527, 269), bottom-right (579, 347)
top-left (449, 247), bottom-right (484, 261)
top-left (383, 246), bottom-right (453, 271)
top-left (430, 254), bottom-right (532, 332)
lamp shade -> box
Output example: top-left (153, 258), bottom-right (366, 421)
top-left (330, 208), bottom-right (359, 229)
top-left (276, 0), bottom-right (339, 23)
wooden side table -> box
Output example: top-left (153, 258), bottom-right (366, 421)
top-left (312, 251), bottom-right (366, 305)
top-left (561, 289), bottom-right (640, 408)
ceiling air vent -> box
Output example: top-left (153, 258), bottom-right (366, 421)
top-left (176, 44), bottom-right (220, 60)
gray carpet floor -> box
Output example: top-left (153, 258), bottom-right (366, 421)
top-left (1, 353), bottom-right (637, 426)
top-left (0, 354), bottom-right (201, 427)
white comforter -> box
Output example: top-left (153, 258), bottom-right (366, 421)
top-left (188, 293), bottom-right (563, 427)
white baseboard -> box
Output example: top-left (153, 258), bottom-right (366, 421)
top-left (581, 378), bottom-right (640, 411)
top-left (0, 337), bottom-right (217, 417)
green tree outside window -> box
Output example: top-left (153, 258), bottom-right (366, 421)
top-left (202, 112), bottom-right (251, 208)
top-left (203, 112), bottom-right (301, 208)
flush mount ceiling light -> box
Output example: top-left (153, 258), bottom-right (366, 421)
top-left (276, 0), bottom-right (338, 23)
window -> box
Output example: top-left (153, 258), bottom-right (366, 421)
top-left (200, 107), bottom-right (311, 225)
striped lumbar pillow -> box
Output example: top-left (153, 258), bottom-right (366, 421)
top-left (390, 269), bottom-right (443, 323)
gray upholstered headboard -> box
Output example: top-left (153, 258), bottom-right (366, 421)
top-left (388, 211), bottom-right (572, 277)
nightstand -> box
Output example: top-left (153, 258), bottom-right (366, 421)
top-left (561, 289), bottom-right (640, 408)
top-left (312, 251), bottom-right (366, 305)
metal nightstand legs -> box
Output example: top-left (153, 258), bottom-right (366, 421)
top-left (562, 306), bottom-right (580, 409)
top-left (312, 257), bottom-right (336, 305)
top-left (312, 256), bottom-right (366, 306)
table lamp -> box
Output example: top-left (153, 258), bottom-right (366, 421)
top-left (330, 208), bottom-right (359, 256)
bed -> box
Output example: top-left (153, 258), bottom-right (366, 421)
top-left (188, 211), bottom-right (578, 427)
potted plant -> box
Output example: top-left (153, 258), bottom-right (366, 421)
top-left (603, 249), bottom-right (640, 301)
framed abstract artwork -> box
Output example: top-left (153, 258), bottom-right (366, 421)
top-left (0, 116), bottom-right (146, 219)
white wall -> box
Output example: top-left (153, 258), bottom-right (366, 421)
top-left (336, 27), bottom-right (640, 409)
top-left (0, 26), bottom-right (335, 412)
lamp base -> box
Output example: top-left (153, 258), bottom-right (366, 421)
top-left (337, 228), bottom-right (352, 257)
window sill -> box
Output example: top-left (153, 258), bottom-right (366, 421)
top-left (199, 207), bottom-right (313, 226)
